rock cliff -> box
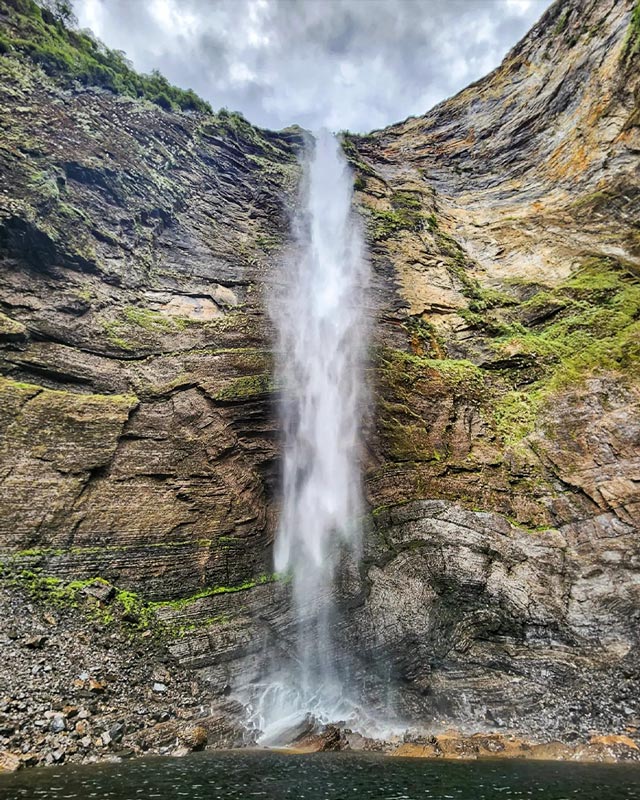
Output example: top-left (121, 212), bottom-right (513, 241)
top-left (0, 0), bottom-right (639, 768)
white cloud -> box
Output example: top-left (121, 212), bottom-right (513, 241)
top-left (73, 0), bottom-right (551, 132)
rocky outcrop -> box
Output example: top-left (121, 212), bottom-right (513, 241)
top-left (0, 0), bottom-right (639, 767)
top-left (0, 2), bottom-right (301, 594)
top-left (336, 0), bottom-right (640, 740)
top-left (337, 0), bottom-right (640, 748)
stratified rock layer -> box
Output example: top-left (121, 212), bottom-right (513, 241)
top-left (339, 0), bottom-right (640, 743)
top-left (1, 0), bottom-right (639, 765)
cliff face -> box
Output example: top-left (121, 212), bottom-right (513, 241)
top-left (0, 0), bottom-right (639, 765)
top-left (345, 0), bottom-right (640, 740)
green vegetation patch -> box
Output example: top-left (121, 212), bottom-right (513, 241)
top-left (482, 257), bottom-right (639, 443)
top-left (0, 311), bottom-right (27, 336)
top-left (368, 191), bottom-right (426, 241)
top-left (0, 567), bottom-right (156, 630)
top-left (101, 307), bottom-right (194, 349)
top-left (0, 374), bottom-right (137, 410)
top-left (492, 390), bottom-right (543, 446)
top-left (623, 0), bottom-right (640, 61)
top-left (1, 0), bottom-right (211, 112)
top-left (376, 257), bottom-right (638, 451)
top-left (491, 258), bottom-right (640, 392)
top-left (379, 348), bottom-right (486, 397)
top-left (376, 348), bottom-right (489, 462)
top-left (123, 307), bottom-right (190, 332)
top-left (554, 9), bottom-right (570, 35)
top-left (339, 134), bottom-right (378, 178)
top-left (212, 373), bottom-right (273, 402)
top-left (149, 574), bottom-right (277, 612)
top-left (0, 562), bottom-right (278, 636)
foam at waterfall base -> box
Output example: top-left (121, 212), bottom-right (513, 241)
top-left (245, 680), bottom-right (406, 747)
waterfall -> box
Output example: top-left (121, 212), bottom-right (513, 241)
top-left (250, 129), bottom-right (369, 742)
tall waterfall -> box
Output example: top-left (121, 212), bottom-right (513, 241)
top-left (251, 129), bottom-right (369, 741)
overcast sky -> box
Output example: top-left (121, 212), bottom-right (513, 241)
top-left (73, 0), bottom-right (551, 133)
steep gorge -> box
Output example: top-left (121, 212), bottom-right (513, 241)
top-left (0, 0), bottom-right (639, 767)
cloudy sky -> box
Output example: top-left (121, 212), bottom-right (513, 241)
top-left (73, 0), bottom-right (551, 132)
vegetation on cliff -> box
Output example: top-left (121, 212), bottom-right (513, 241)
top-left (0, 0), bottom-right (212, 112)
top-left (623, 0), bottom-right (640, 59)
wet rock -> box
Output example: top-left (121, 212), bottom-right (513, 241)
top-left (178, 724), bottom-right (207, 752)
top-left (0, 751), bottom-right (21, 772)
top-left (291, 724), bottom-right (345, 753)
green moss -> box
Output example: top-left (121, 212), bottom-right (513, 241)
top-left (486, 258), bottom-right (639, 440)
top-left (255, 233), bottom-right (282, 251)
top-left (101, 307), bottom-right (194, 349)
top-left (29, 171), bottom-right (59, 200)
top-left (101, 321), bottom-right (134, 351)
top-left (492, 259), bottom-right (640, 388)
top-left (0, 563), bottom-right (281, 639)
top-left (204, 312), bottom-right (253, 333)
top-left (212, 373), bottom-right (273, 402)
top-left (0, 311), bottom-right (26, 336)
top-left (554, 9), bottom-right (569, 35)
top-left (380, 348), bottom-right (486, 394)
top-left (123, 306), bottom-right (190, 332)
top-left (425, 213), bottom-right (438, 232)
top-left (376, 257), bottom-right (638, 451)
top-left (339, 135), bottom-right (377, 177)
top-left (572, 190), bottom-right (614, 210)
top-left (493, 390), bottom-right (543, 445)
top-left (353, 174), bottom-right (366, 192)
top-left (376, 349), bottom-right (488, 461)
top-left (0, 566), bottom-right (165, 632)
top-left (367, 190), bottom-right (425, 241)
top-left (459, 308), bottom-right (521, 337)
top-left (623, 0), bottom-right (640, 61)
top-left (72, 285), bottom-right (93, 303)
top-left (0, 375), bottom-right (137, 408)
top-left (149, 574), bottom-right (277, 611)
top-left (404, 317), bottom-right (446, 358)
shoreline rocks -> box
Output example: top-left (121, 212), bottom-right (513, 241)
top-left (0, 585), bottom-right (244, 772)
top-left (277, 724), bottom-right (640, 764)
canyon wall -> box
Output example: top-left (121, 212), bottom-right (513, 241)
top-left (0, 0), bottom-right (639, 760)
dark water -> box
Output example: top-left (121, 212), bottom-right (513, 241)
top-left (1, 750), bottom-right (639, 800)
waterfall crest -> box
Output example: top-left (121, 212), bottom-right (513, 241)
top-left (250, 129), bottom-right (369, 741)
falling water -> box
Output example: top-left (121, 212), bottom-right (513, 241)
top-left (250, 129), bottom-right (369, 741)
